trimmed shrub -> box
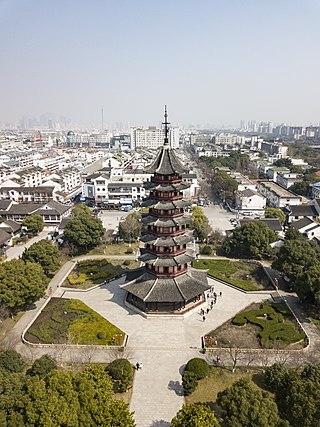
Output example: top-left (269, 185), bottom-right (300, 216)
top-left (106, 358), bottom-right (134, 392)
top-left (67, 272), bottom-right (87, 286)
top-left (97, 331), bottom-right (107, 340)
top-left (27, 355), bottom-right (57, 377)
top-left (123, 260), bottom-right (131, 266)
top-left (200, 245), bottom-right (213, 255)
top-left (185, 358), bottom-right (209, 380)
top-left (182, 371), bottom-right (198, 396)
top-left (125, 249), bottom-right (134, 254)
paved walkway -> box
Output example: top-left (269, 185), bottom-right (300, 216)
top-left (3, 256), bottom-right (320, 426)
top-left (5, 229), bottom-right (51, 261)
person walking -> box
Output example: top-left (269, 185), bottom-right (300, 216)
top-left (136, 362), bottom-right (140, 370)
top-left (202, 315), bottom-right (206, 322)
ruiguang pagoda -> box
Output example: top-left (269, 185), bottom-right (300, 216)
top-left (122, 108), bottom-right (210, 315)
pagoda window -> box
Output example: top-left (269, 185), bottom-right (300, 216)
top-left (164, 247), bottom-right (170, 253)
top-left (168, 266), bottom-right (174, 273)
top-left (164, 266), bottom-right (169, 273)
top-left (158, 266), bottom-right (164, 273)
top-left (159, 247), bottom-right (164, 253)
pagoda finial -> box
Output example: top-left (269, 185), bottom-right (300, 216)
top-left (162, 105), bottom-right (170, 146)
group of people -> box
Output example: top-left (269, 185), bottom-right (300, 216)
top-left (199, 287), bottom-right (222, 322)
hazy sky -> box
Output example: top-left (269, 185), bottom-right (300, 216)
top-left (1, 0), bottom-right (320, 128)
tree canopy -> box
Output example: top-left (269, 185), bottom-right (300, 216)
top-left (265, 208), bottom-right (286, 225)
top-left (0, 259), bottom-right (48, 313)
top-left (211, 171), bottom-right (237, 204)
top-left (272, 237), bottom-right (320, 303)
top-left (119, 211), bottom-right (141, 243)
top-left (64, 205), bottom-right (105, 250)
top-left (191, 207), bottom-right (211, 243)
top-left (223, 222), bottom-right (277, 259)
top-left (171, 403), bottom-right (221, 427)
top-left (22, 215), bottom-right (44, 235)
top-left (0, 362), bottom-right (135, 427)
top-left (22, 239), bottom-right (60, 276)
top-left (217, 378), bottom-right (285, 427)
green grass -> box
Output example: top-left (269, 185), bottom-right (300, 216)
top-left (185, 366), bottom-right (265, 405)
top-left (65, 258), bottom-right (139, 289)
top-left (26, 298), bottom-right (125, 346)
top-left (231, 302), bottom-right (305, 347)
top-left (193, 259), bottom-right (268, 291)
top-left (86, 242), bottom-right (139, 256)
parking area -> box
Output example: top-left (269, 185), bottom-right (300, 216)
top-left (98, 210), bottom-right (129, 231)
top-left (202, 205), bottom-right (237, 232)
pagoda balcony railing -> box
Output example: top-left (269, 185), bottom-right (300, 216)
top-left (150, 209), bottom-right (183, 218)
top-left (152, 174), bottom-right (181, 183)
top-left (145, 265), bottom-right (188, 277)
top-left (148, 227), bottom-right (187, 236)
top-left (145, 248), bottom-right (187, 257)
top-left (152, 194), bottom-right (183, 201)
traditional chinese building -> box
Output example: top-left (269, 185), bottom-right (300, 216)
top-left (122, 108), bottom-right (209, 314)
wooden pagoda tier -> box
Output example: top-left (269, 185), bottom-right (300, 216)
top-left (122, 109), bottom-right (209, 314)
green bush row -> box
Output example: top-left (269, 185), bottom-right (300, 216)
top-left (232, 303), bottom-right (304, 346)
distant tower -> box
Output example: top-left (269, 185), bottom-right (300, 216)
top-left (101, 107), bottom-right (104, 131)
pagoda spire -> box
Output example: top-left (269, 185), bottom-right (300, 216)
top-left (162, 105), bottom-right (170, 146)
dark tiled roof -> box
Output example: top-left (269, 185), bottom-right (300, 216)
top-left (288, 205), bottom-right (318, 217)
top-left (141, 199), bottom-right (191, 210)
top-left (2, 203), bottom-right (40, 215)
top-left (291, 217), bottom-right (314, 230)
top-left (122, 267), bottom-right (209, 303)
top-left (140, 234), bottom-right (193, 247)
top-left (139, 252), bottom-right (194, 267)
top-left (0, 200), bottom-right (12, 210)
top-left (146, 145), bottom-right (188, 175)
top-left (239, 218), bottom-right (283, 232)
top-left (142, 215), bottom-right (191, 227)
top-left (239, 189), bottom-right (261, 197)
top-left (47, 200), bottom-right (71, 215)
top-left (1, 220), bottom-right (21, 233)
top-left (144, 182), bottom-right (189, 192)
top-left (0, 229), bottom-right (11, 245)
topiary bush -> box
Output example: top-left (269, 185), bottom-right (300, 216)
top-left (185, 358), bottom-right (209, 380)
top-left (97, 331), bottom-right (107, 340)
top-left (182, 371), bottom-right (198, 396)
top-left (200, 245), bottom-right (213, 255)
top-left (106, 358), bottom-right (134, 392)
top-left (123, 260), bottom-right (131, 266)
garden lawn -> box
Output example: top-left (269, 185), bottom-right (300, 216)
top-left (86, 242), bottom-right (139, 256)
top-left (25, 298), bottom-right (125, 346)
top-left (192, 259), bottom-right (268, 291)
top-left (232, 302), bottom-right (305, 347)
top-left (65, 258), bottom-right (139, 290)
top-left (205, 302), bottom-right (305, 349)
top-left (185, 366), bottom-right (264, 405)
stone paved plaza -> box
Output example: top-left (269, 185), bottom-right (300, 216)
top-left (57, 277), bottom-right (270, 426)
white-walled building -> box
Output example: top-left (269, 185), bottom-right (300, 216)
top-left (257, 181), bottom-right (302, 208)
top-left (276, 172), bottom-right (303, 189)
top-left (235, 189), bottom-right (266, 214)
top-left (131, 126), bottom-right (180, 150)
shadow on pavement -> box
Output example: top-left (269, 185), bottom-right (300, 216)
top-left (150, 420), bottom-right (171, 427)
top-left (167, 380), bottom-right (183, 396)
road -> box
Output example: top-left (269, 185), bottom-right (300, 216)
top-left (5, 228), bottom-right (52, 261)
top-left (202, 205), bottom-right (236, 233)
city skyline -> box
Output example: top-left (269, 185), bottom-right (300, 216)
top-left (1, 0), bottom-right (320, 128)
